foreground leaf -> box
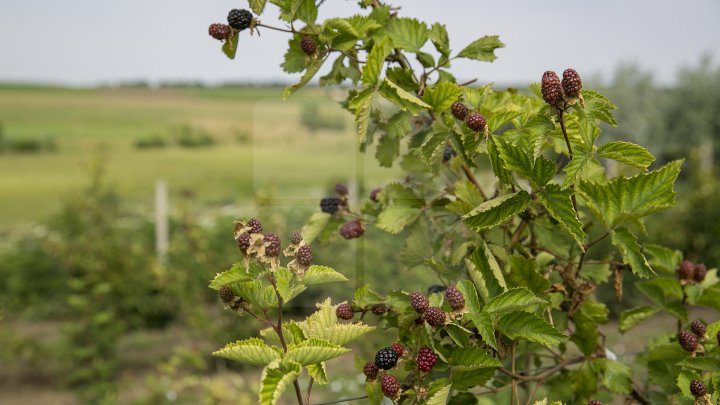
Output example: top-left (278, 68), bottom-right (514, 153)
top-left (538, 184), bottom-right (585, 249)
top-left (483, 287), bottom-right (545, 316)
top-left (598, 141), bottom-right (655, 170)
top-left (611, 227), bottom-right (655, 278)
top-left (456, 35), bottom-right (504, 62)
top-left (497, 312), bottom-right (567, 347)
top-left (285, 338), bottom-right (349, 365)
top-left (259, 359), bottom-right (301, 405)
top-left (213, 338), bottom-right (280, 366)
top-left (463, 191), bottom-right (531, 232)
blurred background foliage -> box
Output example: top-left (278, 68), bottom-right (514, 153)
top-left (1, 59), bottom-right (719, 403)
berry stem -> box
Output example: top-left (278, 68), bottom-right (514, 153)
top-left (557, 112), bottom-right (578, 211)
top-left (461, 163), bottom-right (488, 200)
top-left (305, 377), bottom-right (314, 405)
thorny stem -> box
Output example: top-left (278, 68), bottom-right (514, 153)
top-left (557, 112), bottom-right (578, 212)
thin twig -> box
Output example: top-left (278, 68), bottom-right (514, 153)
top-left (511, 341), bottom-right (519, 405)
top-left (305, 377), bottom-right (314, 405)
top-left (461, 164), bottom-right (488, 200)
top-left (498, 356), bottom-right (585, 382)
top-left (557, 112), bottom-right (578, 212)
top-left (311, 395), bottom-right (369, 405)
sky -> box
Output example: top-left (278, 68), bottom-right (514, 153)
top-left (0, 0), bottom-right (718, 87)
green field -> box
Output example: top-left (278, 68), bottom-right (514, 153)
top-left (0, 85), bottom-right (397, 228)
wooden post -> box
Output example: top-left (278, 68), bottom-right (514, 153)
top-left (155, 180), bottom-right (169, 262)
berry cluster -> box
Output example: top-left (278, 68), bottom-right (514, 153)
top-left (339, 219), bottom-right (364, 239)
top-left (541, 68), bottom-right (583, 108)
top-left (372, 303), bottom-right (388, 315)
top-left (296, 245), bottom-right (312, 266)
top-left (446, 285), bottom-right (465, 311)
top-left (369, 187), bottom-right (382, 202)
top-left (587, 400), bottom-right (602, 405)
top-left (677, 259), bottom-right (708, 283)
top-left (263, 233), bottom-right (281, 257)
top-left (290, 231), bottom-right (303, 245)
top-left (391, 343), bottom-right (405, 357)
top-left (248, 218), bottom-right (263, 234)
top-left (363, 362), bottom-right (379, 381)
top-left (415, 346), bottom-right (438, 373)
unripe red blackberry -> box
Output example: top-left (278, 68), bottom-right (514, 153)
top-left (562, 68), bottom-right (582, 98)
top-left (320, 197), bottom-right (342, 214)
top-left (678, 330), bottom-right (698, 352)
top-left (587, 400), bottom-right (602, 405)
top-left (370, 187), bottom-right (382, 202)
top-left (442, 145), bottom-right (455, 163)
top-left (409, 292), bottom-right (429, 314)
top-left (336, 303), bottom-right (354, 320)
top-left (678, 260), bottom-right (695, 280)
top-left (218, 286), bottom-right (235, 303)
top-left (296, 245), bottom-right (312, 266)
top-left (300, 35), bottom-right (317, 55)
top-left (372, 303), bottom-right (388, 315)
top-left (363, 361), bottom-right (379, 381)
top-left (694, 263), bottom-right (707, 282)
top-left (424, 307), bottom-right (447, 327)
top-left (208, 23), bottom-right (231, 41)
top-left (541, 71), bottom-right (563, 106)
top-left (465, 112), bottom-right (486, 132)
top-left (416, 346), bottom-right (438, 373)
top-left (691, 320), bottom-right (706, 338)
top-left (263, 233), bottom-right (281, 257)
top-left (237, 233), bottom-right (251, 253)
top-left (451, 101), bottom-right (468, 120)
top-left (227, 9), bottom-right (253, 31)
top-left (445, 285), bottom-right (465, 311)
top-left (690, 379), bottom-right (707, 398)
top-left (374, 347), bottom-right (399, 370)
top-left (391, 343), bottom-right (405, 357)
top-left (290, 231), bottom-right (303, 245)
top-left (247, 218), bottom-right (263, 234)
top-left (335, 182), bottom-right (348, 196)
top-left (380, 374), bottom-right (401, 399)
top-left (339, 219), bottom-right (364, 240)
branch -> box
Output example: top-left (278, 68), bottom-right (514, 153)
top-left (305, 377), bottom-right (314, 405)
top-left (498, 356), bottom-right (585, 382)
top-left (557, 112), bottom-right (578, 212)
top-left (268, 275), bottom-right (304, 405)
top-left (461, 164), bottom-right (488, 200)
top-left (311, 395), bottom-right (369, 405)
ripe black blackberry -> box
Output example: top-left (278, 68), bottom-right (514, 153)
top-left (227, 9), bottom-right (253, 31)
top-left (451, 101), bottom-right (468, 120)
top-left (248, 218), bottom-right (263, 234)
top-left (678, 330), bottom-right (698, 352)
top-left (237, 233), bottom-right (251, 253)
top-left (678, 260), bottom-right (695, 280)
top-left (320, 197), bottom-right (342, 214)
top-left (296, 245), bottom-right (312, 266)
top-left (370, 187), bottom-right (382, 202)
top-left (290, 231), bottom-right (303, 245)
top-left (263, 233), bottom-right (281, 257)
top-left (442, 145), bottom-right (455, 163)
top-left (694, 263), bottom-right (708, 282)
top-left (300, 35), bottom-right (317, 55)
top-left (541, 71), bottom-right (563, 106)
top-left (391, 343), bottom-right (404, 357)
top-left (562, 68), bottom-right (582, 98)
top-left (208, 23), bottom-right (231, 41)
top-left (380, 374), bottom-right (400, 399)
top-left (465, 112), bottom-right (486, 132)
top-left (339, 220), bottom-right (364, 240)
top-left (690, 379), bottom-right (707, 398)
top-left (691, 320), bottom-right (706, 338)
top-left (218, 286), bottom-right (235, 303)
top-left (587, 400), bottom-right (602, 405)
top-left (372, 303), bottom-right (387, 315)
top-left (424, 307), bottom-right (447, 327)
top-left (409, 292), bottom-right (429, 314)
top-left (336, 303), bottom-right (354, 320)
top-left (416, 346), bottom-right (438, 373)
top-left (334, 182), bottom-right (348, 196)
top-left (363, 361), bottom-right (379, 381)
top-left (374, 347), bottom-right (399, 370)
top-left (446, 285), bottom-right (465, 311)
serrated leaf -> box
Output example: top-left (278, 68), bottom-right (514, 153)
top-left (598, 141), bottom-right (655, 170)
top-left (611, 227), bottom-right (655, 278)
top-left (426, 379), bottom-right (452, 405)
top-left (259, 359), bottom-right (301, 405)
top-left (306, 363), bottom-right (328, 384)
top-left (582, 89), bottom-right (618, 126)
top-left (353, 285), bottom-right (384, 307)
top-left (469, 311), bottom-right (497, 350)
top-left (494, 138), bottom-right (555, 188)
top-left (487, 135), bottom-right (514, 185)
top-left (283, 56), bottom-right (326, 99)
top-left (285, 338), bottom-right (349, 365)
top-left (678, 357), bottom-right (720, 372)
top-left (303, 265), bottom-right (347, 285)
top-left (596, 358), bottom-right (632, 394)
top-left (497, 312), bottom-right (567, 347)
top-left (379, 78), bottom-right (432, 114)
top-left (423, 82), bottom-right (463, 113)
top-left (209, 262), bottom-right (253, 289)
top-left (275, 267), bottom-right (305, 303)
top-left (451, 368), bottom-right (496, 389)
top-left (562, 148), bottom-right (593, 189)
top-left (294, 0), bottom-right (317, 24)
top-left (375, 134), bottom-right (400, 167)
top-left (232, 280), bottom-right (278, 309)
top-left (428, 23), bottom-right (450, 61)
top-left (456, 35), bottom-right (504, 62)
top-left (222, 31), bottom-right (239, 59)
top-left (463, 191), bottom-right (531, 232)
top-left (213, 338), bottom-right (280, 366)
top-left (281, 35), bottom-right (306, 73)
top-left (376, 206), bottom-right (421, 233)
top-left (483, 287), bottom-right (545, 316)
top-left (619, 306), bottom-right (657, 333)
top-left (385, 18), bottom-right (428, 52)
top-left (456, 280), bottom-right (481, 313)
top-left (310, 323), bottom-right (376, 346)
top-left (468, 242), bottom-right (507, 301)
top-left (448, 347), bottom-right (502, 371)
top-left (301, 212), bottom-right (331, 244)
top-left (577, 160), bottom-right (682, 228)
top-left (506, 255), bottom-right (551, 295)
top-left (248, 0), bottom-right (267, 14)
top-left (362, 37), bottom-right (391, 86)
top-left (644, 244), bottom-right (682, 274)
top-left (539, 184), bottom-right (585, 249)
top-left (697, 285), bottom-right (720, 311)
top-left (347, 87), bottom-right (374, 144)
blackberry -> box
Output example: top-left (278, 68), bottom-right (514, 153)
top-left (372, 303), bottom-right (388, 315)
top-left (409, 292), bottom-right (429, 314)
top-left (218, 286), bottom-right (235, 303)
top-left (694, 263), bottom-right (707, 282)
top-left (446, 285), bottom-right (465, 311)
top-left (374, 347), bottom-right (399, 370)
top-left (300, 35), bottom-right (317, 55)
top-left (588, 401), bottom-right (602, 405)
top-left (541, 71), bottom-right (563, 106)
top-left (248, 218), bottom-right (263, 234)
top-left (380, 374), bottom-right (401, 399)
top-left (427, 285), bottom-right (447, 294)
top-left (263, 233), bottom-right (281, 257)
top-left (320, 197), bottom-right (342, 214)
top-left (678, 260), bottom-right (695, 280)
top-left (451, 101), bottom-right (468, 120)
top-left (691, 320), bottom-right (706, 338)
top-left (416, 346), bottom-right (438, 373)
top-left (562, 68), bottom-right (582, 98)
top-left (237, 233), bottom-right (251, 253)
top-left (370, 187), bottom-right (382, 202)
top-left (424, 307), bottom-right (447, 327)
top-left (208, 23), bottom-right (231, 41)
top-left (291, 231), bottom-right (303, 245)
top-left (690, 379), bottom-right (707, 398)
top-left (391, 343), bottom-right (405, 357)
top-left (465, 112), bottom-right (487, 132)
top-left (296, 245), bottom-right (312, 266)
top-left (336, 303), bottom-right (354, 320)
top-left (335, 182), bottom-right (348, 196)
top-left (678, 330), bottom-right (698, 352)
top-left (442, 145), bottom-right (455, 163)
top-left (363, 361), bottom-right (379, 381)
top-left (227, 9), bottom-right (253, 31)
top-left (339, 220), bottom-right (364, 240)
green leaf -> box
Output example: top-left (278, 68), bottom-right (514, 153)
top-left (213, 338), bottom-right (281, 366)
top-left (232, 280), bottom-right (278, 309)
top-left (375, 134), bottom-right (400, 168)
top-left (248, 0), bottom-right (267, 14)
top-left (281, 35), bottom-right (306, 73)
top-left (506, 256), bottom-right (551, 295)
top-left (423, 82), bottom-right (463, 113)
top-left (222, 31), bottom-right (240, 59)
top-left (448, 347), bottom-right (502, 370)
top-left (562, 148), bottom-right (593, 189)
top-left (353, 285), bottom-right (385, 307)
top-left (456, 35), bottom-right (504, 62)
top-left (582, 89), bottom-right (618, 126)
top-left (538, 184), bottom-right (585, 249)
top-left (697, 285), bottom-right (720, 311)
top-left (483, 287), bottom-right (545, 316)
top-left (209, 262), bottom-right (253, 289)
top-left (451, 368), bottom-right (496, 389)
top-left (428, 23), bottom-right (450, 62)
top-left (487, 136), bottom-right (514, 185)
top-left (306, 363), bottom-right (328, 384)
top-left (347, 87), bottom-right (374, 144)
top-left (469, 311), bottom-right (497, 350)
top-left (644, 244), bottom-right (682, 274)
top-left (259, 359), bottom-right (302, 405)
top-left (598, 141), bottom-right (655, 170)
top-left (376, 206), bottom-right (421, 234)
top-left (303, 265), bottom-right (348, 285)
top-left (494, 138), bottom-right (555, 188)
top-left (379, 78), bottom-right (432, 114)
top-left (611, 227), bottom-right (655, 278)
top-left (679, 357), bottom-right (720, 372)
top-left (311, 323), bottom-right (376, 346)
top-left (283, 56), bottom-right (326, 99)
top-left (497, 312), bottom-right (567, 347)
top-left (456, 280), bottom-right (481, 313)
top-left (468, 242), bottom-right (507, 302)
top-left (596, 358), bottom-right (632, 394)
top-left (463, 191), bottom-right (531, 232)
top-left (285, 338), bottom-right (350, 365)
top-left (362, 37), bottom-right (391, 86)
top-left (275, 267), bottom-right (306, 303)
top-left (619, 306), bottom-right (657, 333)
top-left (636, 277), bottom-right (687, 319)
top-left (577, 160), bottom-right (682, 228)
top-left (301, 212), bottom-right (331, 244)
top-left (426, 379), bottom-right (452, 405)
top-left (294, 0), bottom-right (317, 24)
top-left (384, 18), bottom-right (428, 52)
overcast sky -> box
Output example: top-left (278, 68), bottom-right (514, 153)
top-left (0, 0), bottom-right (718, 86)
